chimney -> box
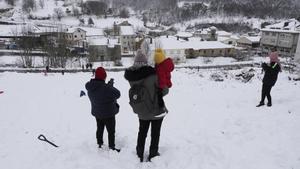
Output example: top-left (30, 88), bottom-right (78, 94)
top-left (177, 36), bottom-right (179, 40)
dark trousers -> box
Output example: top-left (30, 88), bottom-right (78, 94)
top-left (95, 116), bottom-right (115, 148)
top-left (260, 84), bottom-right (273, 104)
top-left (136, 118), bottom-right (163, 159)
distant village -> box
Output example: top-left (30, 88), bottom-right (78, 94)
top-left (0, 17), bottom-right (300, 68)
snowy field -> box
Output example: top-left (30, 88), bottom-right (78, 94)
top-left (0, 68), bottom-right (300, 169)
top-left (0, 55), bottom-right (270, 69)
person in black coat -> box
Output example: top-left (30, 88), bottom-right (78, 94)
top-left (85, 67), bottom-right (121, 152)
top-left (124, 50), bottom-right (167, 162)
top-left (256, 62), bottom-right (281, 107)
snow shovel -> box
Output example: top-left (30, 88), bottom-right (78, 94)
top-left (38, 134), bottom-right (59, 148)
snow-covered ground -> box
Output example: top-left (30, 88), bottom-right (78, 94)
top-left (0, 67), bottom-right (300, 169)
top-left (0, 55), bottom-right (271, 69)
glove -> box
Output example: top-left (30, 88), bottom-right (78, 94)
top-left (107, 78), bottom-right (114, 86)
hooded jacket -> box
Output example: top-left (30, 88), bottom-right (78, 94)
top-left (85, 79), bottom-right (120, 119)
top-left (155, 58), bottom-right (174, 89)
top-left (262, 62), bottom-right (281, 86)
top-left (124, 66), bottom-right (166, 120)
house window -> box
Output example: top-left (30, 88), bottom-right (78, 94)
top-left (220, 50), bottom-right (222, 54)
top-left (265, 32), bottom-right (270, 36)
top-left (75, 35), bottom-right (77, 38)
top-left (212, 50), bottom-right (214, 54)
top-left (204, 50), bottom-right (206, 54)
top-left (81, 35), bottom-right (83, 38)
top-left (272, 32), bottom-right (276, 36)
top-left (227, 49), bottom-right (231, 53)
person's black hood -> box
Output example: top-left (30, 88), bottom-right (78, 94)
top-left (85, 79), bottom-right (105, 91)
top-left (124, 66), bottom-right (156, 82)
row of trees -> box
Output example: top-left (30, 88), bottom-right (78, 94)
top-left (209, 0), bottom-right (300, 19)
top-left (14, 25), bottom-right (79, 68)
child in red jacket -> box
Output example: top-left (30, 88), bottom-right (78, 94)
top-left (154, 48), bottom-right (174, 114)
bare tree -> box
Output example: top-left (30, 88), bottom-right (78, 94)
top-left (39, 0), bottom-right (45, 9)
top-left (15, 26), bottom-right (36, 68)
top-left (119, 8), bottom-right (130, 18)
top-left (5, 0), bottom-right (17, 6)
top-left (72, 6), bottom-right (80, 18)
top-left (22, 0), bottom-right (36, 13)
top-left (84, 1), bottom-right (108, 16)
top-left (53, 8), bottom-right (64, 21)
top-left (88, 17), bottom-right (94, 26)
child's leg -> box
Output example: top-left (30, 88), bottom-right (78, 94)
top-left (158, 88), bottom-right (165, 108)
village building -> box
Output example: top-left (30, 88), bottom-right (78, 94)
top-left (217, 30), bottom-right (232, 38)
top-left (175, 32), bottom-right (193, 41)
top-left (80, 27), bottom-right (105, 39)
top-left (193, 27), bottom-right (217, 41)
top-left (260, 19), bottom-right (300, 57)
top-left (88, 38), bottom-right (121, 61)
top-left (63, 27), bottom-right (86, 48)
top-left (148, 36), bottom-right (235, 63)
top-left (237, 36), bottom-right (261, 48)
top-left (119, 25), bottom-right (135, 56)
top-left (0, 23), bottom-right (42, 50)
top-left (218, 35), bottom-right (239, 46)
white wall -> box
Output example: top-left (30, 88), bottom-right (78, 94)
top-left (295, 36), bottom-right (300, 63)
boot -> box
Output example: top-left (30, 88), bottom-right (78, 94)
top-left (148, 152), bottom-right (160, 162)
top-left (256, 102), bottom-right (264, 107)
top-left (267, 102), bottom-right (272, 107)
top-left (109, 147), bottom-right (121, 152)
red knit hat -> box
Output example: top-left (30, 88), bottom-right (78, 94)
top-left (95, 67), bottom-right (107, 80)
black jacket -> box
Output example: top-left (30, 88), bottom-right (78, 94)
top-left (85, 79), bottom-right (120, 119)
top-left (124, 66), bottom-right (166, 120)
top-left (262, 62), bottom-right (281, 86)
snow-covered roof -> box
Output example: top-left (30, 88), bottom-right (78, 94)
top-left (88, 38), bottom-right (119, 46)
top-left (176, 32), bottom-right (193, 38)
top-left (145, 22), bottom-right (156, 28)
top-left (79, 27), bottom-right (104, 37)
top-left (217, 31), bottom-right (232, 37)
top-left (238, 36), bottom-right (261, 43)
top-left (88, 38), bottom-right (107, 46)
top-left (0, 23), bottom-right (41, 36)
top-left (218, 35), bottom-right (239, 41)
top-left (120, 26), bottom-right (135, 36)
top-left (262, 19), bottom-right (300, 33)
top-left (65, 27), bottom-right (86, 33)
top-left (151, 36), bottom-right (233, 50)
